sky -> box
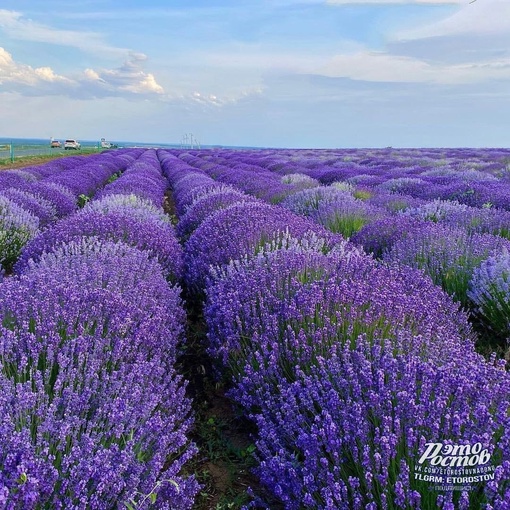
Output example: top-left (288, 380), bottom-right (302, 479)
top-left (0, 0), bottom-right (509, 148)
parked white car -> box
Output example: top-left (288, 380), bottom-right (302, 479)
top-left (64, 139), bottom-right (81, 150)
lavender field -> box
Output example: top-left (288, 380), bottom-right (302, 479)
top-left (0, 147), bottom-right (510, 509)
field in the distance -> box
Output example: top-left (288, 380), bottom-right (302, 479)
top-left (1, 147), bottom-right (509, 509)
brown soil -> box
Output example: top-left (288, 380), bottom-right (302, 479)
top-left (189, 385), bottom-right (264, 509)
top-left (178, 298), bottom-right (277, 509)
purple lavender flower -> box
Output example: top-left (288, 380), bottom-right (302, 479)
top-left (200, 162), bottom-right (294, 204)
top-left (377, 177), bottom-right (428, 196)
top-left (281, 173), bottom-right (320, 190)
top-left (14, 181), bottom-right (77, 218)
top-left (271, 168), bottom-right (384, 240)
top-left (158, 151), bottom-right (199, 185)
top-left (0, 238), bottom-right (198, 508)
top-left (86, 194), bottom-right (171, 225)
top-left (0, 189), bottom-right (58, 227)
top-left (468, 249), bottom-right (510, 339)
top-left (366, 191), bottom-right (427, 213)
top-left (313, 196), bottom-right (386, 238)
top-left (205, 239), bottom-right (474, 381)
top-left (0, 196), bottom-right (40, 272)
top-left (347, 173), bottom-right (387, 187)
top-left (350, 215), bottom-right (428, 259)
top-left (96, 150), bottom-right (169, 207)
top-left (6, 238), bottom-right (185, 357)
top-left (280, 187), bottom-right (351, 217)
top-left (402, 199), bottom-right (470, 223)
top-left (383, 223), bottom-right (510, 306)
top-left (177, 187), bottom-right (257, 240)
top-left (434, 181), bottom-right (510, 210)
top-left (15, 207), bottom-right (183, 281)
top-left (45, 161), bottom-right (120, 199)
top-left (184, 201), bottom-right (341, 293)
top-left (402, 199), bottom-right (510, 239)
top-left (172, 174), bottom-right (216, 215)
top-left (245, 337), bottom-right (510, 509)
top-left (0, 170), bottom-right (38, 191)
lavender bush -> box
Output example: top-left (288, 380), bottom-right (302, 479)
top-left (367, 192), bottom-right (426, 213)
top-left (0, 239), bottom-right (199, 508)
top-left (0, 189), bottom-right (58, 227)
top-left (158, 152), bottom-right (199, 187)
top-left (281, 173), bottom-right (320, 190)
top-left (15, 207), bottom-right (183, 281)
top-left (205, 240), bottom-right (475, 383)
top-left (0, 170), bottom-right (38, 191)
top-left (377, 177), bottom-right (428, 196)
top-left (314, 197), bottom-right (385, 238)
top-left (86, 194), bottom-right (171, 225)
top-left (95, 150), bottom-right (168, 207)
top-left (468, 249), bottom-right (510, 340)
top-left (384, 224), bottom-right (510, 306)
top-left (247, 338), bottom-right (510, 509)
top-left (403, 200), bottom-right (510, 239)
top-left (201, 162), bottom-right (292, 204)
top-left (330, 181), bottom-right (355, 193)
top-left (45, 162), bottom-right (120, 199)
top-left (0, 196), bottom-right (39, 272)
top-left (15, 182), bottom-right (77, 218)
top-left (177, 187), bottom-right (257, 240)
top-left (281, 187), bottom-right (352, 218)
top-left (171, 174), bottom-right (216, 216)
top-left (184, 201), bottom-right (340, 293)
top-left (6, 238), bottom-right (186, 359)
top-left (350, 216), bottom-right (428, 259)
top-left (402, 199), bottom-right (470, 223)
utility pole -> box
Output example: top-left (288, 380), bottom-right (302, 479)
top-left (181, 133), bottom-right (200, 149)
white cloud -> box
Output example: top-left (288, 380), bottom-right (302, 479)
top-left (316, 0), bottom-right (510, 86)
top-left (0, 47), bottom-right (73, 87)
top-left (0, 9), bottom-right (129, 57)
top-left (0, 46), bottom-right (259, 108)
top-left (88, 53), bottom-right (165, 95)
top-left (188, 88), bottom-right (263, 108)
top-left (83, 69), bottom-right (103, 82)
top-left (395, 0), bottom-right (510, 38)
top-left (125, 74), bottom-right (164, 94)
top-left (191, 91), bottom-right (222, 106)
top-left (0, 47), bottom-right (165, 97)
top-left (317, 51), bottom-right (510, 84)
top-left (0, 10), bottom-right (170, 98)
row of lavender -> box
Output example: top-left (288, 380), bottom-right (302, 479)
top-left (158, 148), bottom-right (510, 509)
top-left (171, 148), bottom-right (510, 348)
top-left (0, 151), bottom-right (140, 273)
top-left (0, 150), bottom-right (199, 508)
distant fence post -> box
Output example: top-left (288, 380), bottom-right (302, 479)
top-left (9, 142), bottom-right (14, 162)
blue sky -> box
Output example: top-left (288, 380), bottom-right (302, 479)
top-left (0, 0), bottom-right (509, 148)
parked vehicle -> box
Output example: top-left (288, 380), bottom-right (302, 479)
top-left (50, 140), bottom-right (61, 148)
top-left (64, 139), bottom-right (81, 150)
top-left (100, 138), bottom-right (118, 149)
